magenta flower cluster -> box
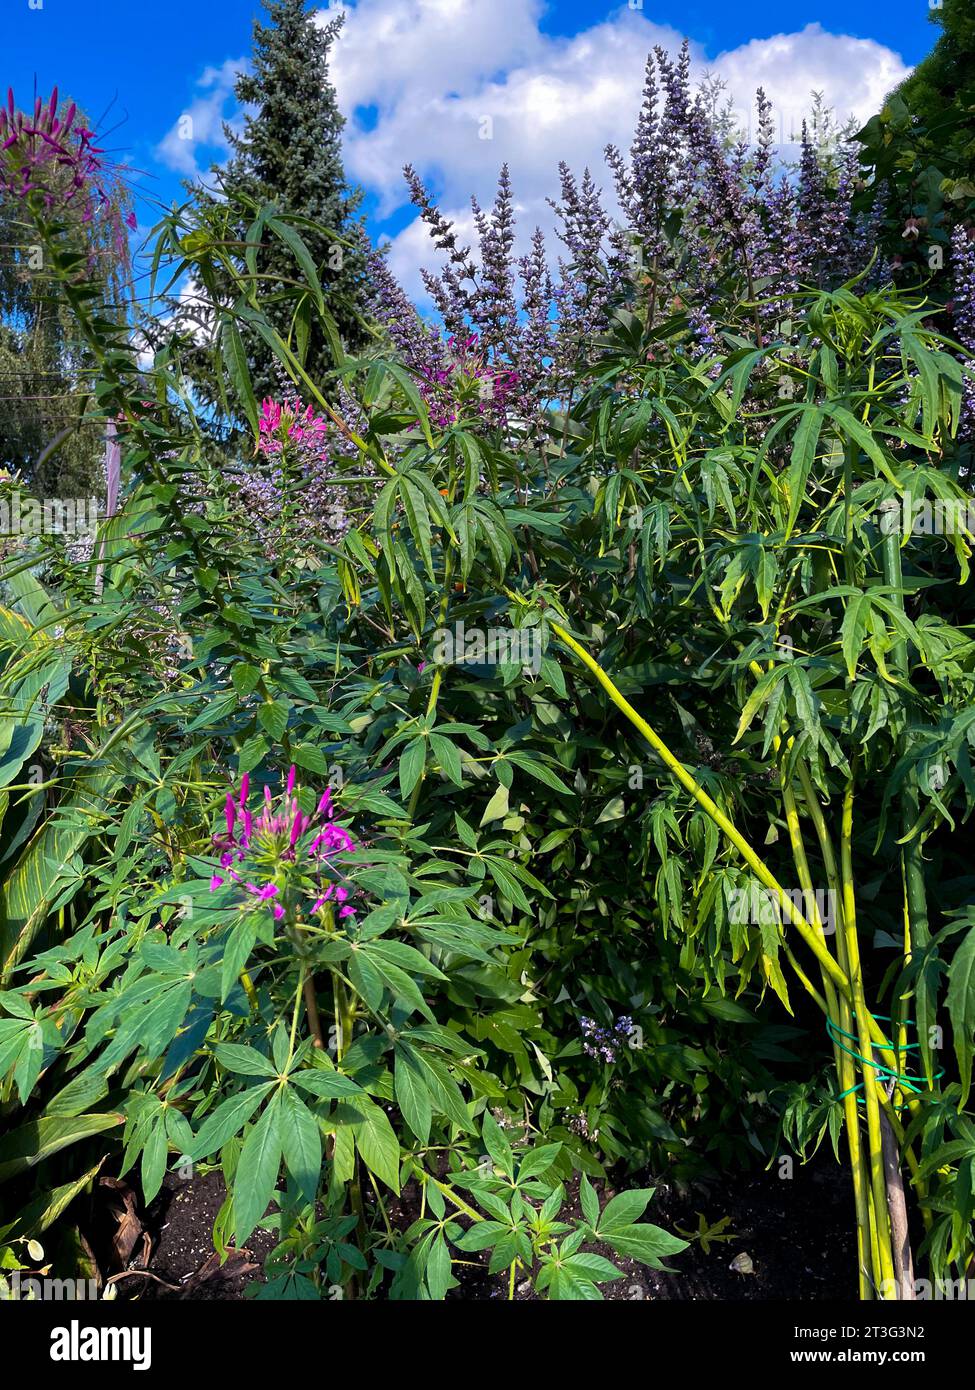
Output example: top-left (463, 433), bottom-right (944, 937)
top-left (0, 86), bottom-right (135, 231)
top-left (421, 332), bottom-right (520, 430)
top-left (210, 765), bottom-right (357, 923)
top-left (258, 396), bottom-right (330, 463)
top-left (1, 87), bottom-right (98, 205)
top-left (232, 395), bottom-right (350, 553)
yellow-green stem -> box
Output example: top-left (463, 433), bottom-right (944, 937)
top-left (841, 778), bottom-right (897, 1296)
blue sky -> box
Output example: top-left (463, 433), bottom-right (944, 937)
top-left (5, 0), bottom-right (937, 296)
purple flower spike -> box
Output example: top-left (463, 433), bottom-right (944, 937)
top-left (286, 765), bottom-right (297, 796)
top-left (239, 773), bottom-right (250, 806)
top-left (225, 794), bottom-right (236, 837)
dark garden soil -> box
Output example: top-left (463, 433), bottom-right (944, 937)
top-left (123, 1145), bottom-right (856, 1301)
top-left (131, 1171), bottom-right (277, 1301)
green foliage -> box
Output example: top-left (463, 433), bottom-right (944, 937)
top-left (3, 66), bottom-right (975, 1301)
top-left (896, 0), bottom-right (975, 132)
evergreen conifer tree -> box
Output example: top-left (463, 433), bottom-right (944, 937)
top-left (192, 1), bottom-right (369, 405)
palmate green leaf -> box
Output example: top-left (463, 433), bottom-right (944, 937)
top-left (361, 950), bottom-right (435, 1021)
top-left (481, 856), bottom-right (529, 911)
top-left (234, 1090), bottom-right (283, 1245)
top-left (7, 1159), bottom-right (106, 1239)
top-left (783, 405), bottom-right (824, 538)
top-left (597, 1187), bottom-right (655, 1233)
top-left (947, 925), bottom-right (975, 1109)
top-left (107, 977), bottom-right (193, 1064)
top-left (258, 699), bottom-right (290, 741)
top-left (472, 500), bottom-right (514, 579)
top-left (12, 1019), bottom-right (45, 1104)
top-left (394, 1043), bottom-right (432, 1143)
top-left (378, 360), bottom-right (434, 447)
top-left (220, 915), bottom-right (258, 1002)
top-left (187, 1083), bottom-right (274, 1161)
top-left (141, 1118), bottom-right (169, 1204)
top-left (479, 781), bottom-right (510, 826)
top-left (265, 217), bottom-right (327, 317)
top-left (516, 1142), bottom-right (562, 1180)
top-left (398, 737), bottom-right (426, 799)
top-left (400, 477), bottom-right (435, 580)
top-left (430, 732), bottom-right (464, 787)
top-left (291, 1067), bottom-right (364, 1101)
top-left (539, 1264), bottom-right (604, 1300)
top-left (901, 331), bottom-right (944, 443)
top-left (841, 591), bottom-right (872, 679)
top-left (823, 403), bottom-right (900, 486)
top-left (221, 317), bottom-right (260, 439)
top-left (425, 1234), bottom-right (453, 1300)
top-left (367, 940), bottom-right (447, 981)
top-left (0, 1014), bottom-right (33, 1075)
top-left (0, 654), bottom-right (70, 792)
top-left (348, 949), bottom-right (384, 1012)
top-left (453, 1220), bottom-right (507, 1253)
top-left (414, 1051), bottom-right (477, 1134)
top-left (503, 750), bottom-right (573, 794)
top-left (279, 1085), bottom-right (322, 1202)
top-left (786, 664), bottom-right (819, 734)
top-left (350, 1099), bottom-right (401, 1193)
top-left (562, 1252), bottom-right (624, 1283)
top-left (481, 1110), bottom-right (514, 1180)
top-left (602, 1222), bottom-right (688, 1268)
top-left (0, 764), bottom-right (118, 984)
top-left (212, 1043), bottom-right (278, 1077)
top-left (579, 1172), bottom-right (600, 1228)
top-left (487, 1230), bottom-right (531, 1276)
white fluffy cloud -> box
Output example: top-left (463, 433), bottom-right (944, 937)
top-left (155, 58), bottom-right (246, 178)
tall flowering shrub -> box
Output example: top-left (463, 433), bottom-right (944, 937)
top-left (369, 42), bottom-right (889, 433)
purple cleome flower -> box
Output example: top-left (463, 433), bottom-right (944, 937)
top-left (0, 86), bottom-right (133, 261)
top-left (209, 765), bottom-right (357, 924)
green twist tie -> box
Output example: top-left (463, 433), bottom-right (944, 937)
top-left (825, 1011), bottom-right (942, 1107)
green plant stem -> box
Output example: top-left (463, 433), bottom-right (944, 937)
top-left (546, 613), bottom-right (848, 996)
top-left (878, 502), bottom-right (933, 1087)
top-left (841, 777), bottom-right (897, 1297)
top-left (407, 551), bottom-right (455, 821)
top-left (428, 1176), bottom-right (484, 1223)
top-left (780, 768), bottom-right (875, 1296)
top-left (546, 611), bottom-right (909, 1300)
top-left (793, 760), bottom-right (878, 1296)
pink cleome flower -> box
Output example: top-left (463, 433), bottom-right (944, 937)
top-left (258, 396), bottom-right (330, 464)
top-left (210, 765), bottom-right (357, 922)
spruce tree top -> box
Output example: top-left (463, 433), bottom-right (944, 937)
top-left (200, 0), bottom-right (369, 405)
top-left (227, 1), bottom-right (351, 231)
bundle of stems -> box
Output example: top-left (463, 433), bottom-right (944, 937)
top-left (546, 611), bottom-right (932, 1301)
